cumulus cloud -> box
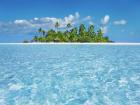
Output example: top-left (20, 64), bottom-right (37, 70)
top-left (100, 15), bottom-right (110, 34)
top-left (14, 20), bottom-right (30, 25)
top-left (101, 15), bottom-right (110, 25)
top-left (89, 21), bottom-right (94, 25)
top-left (113, 20), bottom-right (127, 25)
top-left (82, 16), bottom-right (95, 25)
top-left (0, 12), bottom-right (83, 35)
top-left (0, 13), bottom-right (117, 35)
top-left (83, 16), bottom-right (92, 21)
top-left (101, 26), bottom-right (108, 34)
top-left (75, 12), bottom-right (80, 19)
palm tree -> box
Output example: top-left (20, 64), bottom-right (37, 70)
top-left (55, 21), bottom-right (60, 32)
top-left (38, 28), bottom-right (46, 37)
top-left (42, 30), bottom-right (46, 37)
top-left (32, 23), bottom-right (111, 43)
top-left (79, 24), bottom-right (86, 36)
top-left (67, 23), bottom-right (72, 30)
top-left (33, 36), bottom-right (38, 42)
top-left (97, 29), bottom-right (103, 38)
top-left (97, 29), bottom-right (103, 42)
top-left (69, 27), bottom-right (78, 42)
top-left (38, 28), bottom-right (42, 35)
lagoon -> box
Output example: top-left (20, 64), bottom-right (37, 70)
top-left (0, 44), bottom-right (140, 105)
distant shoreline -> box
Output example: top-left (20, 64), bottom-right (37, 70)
top-left (0, 43), bottom-right (140, 45)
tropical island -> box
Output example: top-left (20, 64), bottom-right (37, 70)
top-left (25, 22), bottom-right (112, 43)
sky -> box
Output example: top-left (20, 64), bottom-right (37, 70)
top-left (0, 0), bottom-right (140, 42)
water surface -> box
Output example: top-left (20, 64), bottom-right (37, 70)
top-left (0, 44), bottom-right (140, 105)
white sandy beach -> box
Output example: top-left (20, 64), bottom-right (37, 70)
top-left (0, 43), bottom-right (140, 45)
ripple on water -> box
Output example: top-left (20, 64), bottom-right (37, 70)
top-left (0, 45), bottom-right (140, 105)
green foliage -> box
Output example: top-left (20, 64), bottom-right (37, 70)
top-left (88, 25), bottom-right (95, 36)
top-left (55, 21), bottom-right (60, 32)
top-left (69, 27), bottom-right (78, 42)
top-left (96, 29), bottom-right (104, 42)
top-left (55, 22), bottom-right (60, 28)
top-left (33, 36), bottom-right (38, 42)
top-left (31, 24), bottom-right (112, 43)
top-left (67, 23), bottom-right (72, 29)
top-left (38, 28), bottom-right (46, 37)
top-left (79, 24), bottom-right (86, 36)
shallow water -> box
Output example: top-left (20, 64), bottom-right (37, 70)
top-left (0, 44), bottom-right (140, 105)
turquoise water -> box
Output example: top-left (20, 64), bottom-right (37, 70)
top-left (0, 44), bottom-right (140, 105)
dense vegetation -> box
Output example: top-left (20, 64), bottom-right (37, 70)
top-left (29, 23), bottom-right (112, 43)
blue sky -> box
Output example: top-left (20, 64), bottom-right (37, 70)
top-left (0, 0), bottom-right (140, 42)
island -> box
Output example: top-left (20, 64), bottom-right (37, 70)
top-left (24, 22), bottom-right (112, 43)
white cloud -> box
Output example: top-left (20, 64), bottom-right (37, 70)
top-left (100, 15), bottom-right (110, 34)
top-left (80, 16), bottom-right (94, 25)
top-left (14, 20), bottom-right (29, 24)
top-left (83, 16), bottom-right (91, 21)
top-left (34, 17), bottom-right (39, 21)
top-left (0, 12), bottom-right (110, 35)
top-left (89, 21), bottom-right (94, 25)
top-left (61, 12), bottom-right (80, 27)
top-left (101, 15), bottom-right (110, 25)
top-left (75, 12), bottom-right (80, 19)
top-left (0, 12), bottom-right (84, 35)
top-left (101, 26), bottom-right (108, 34)
top-left (113, 20), bottom-right (127, 25)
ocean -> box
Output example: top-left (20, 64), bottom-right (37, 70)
top-left (0, 44), bottom-right (140, 105)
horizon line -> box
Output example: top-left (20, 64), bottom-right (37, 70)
top-left (0, 43), bottom-right (140, 45)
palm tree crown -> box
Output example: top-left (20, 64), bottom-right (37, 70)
top-left (55, 21), bottom-right (60, 32)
